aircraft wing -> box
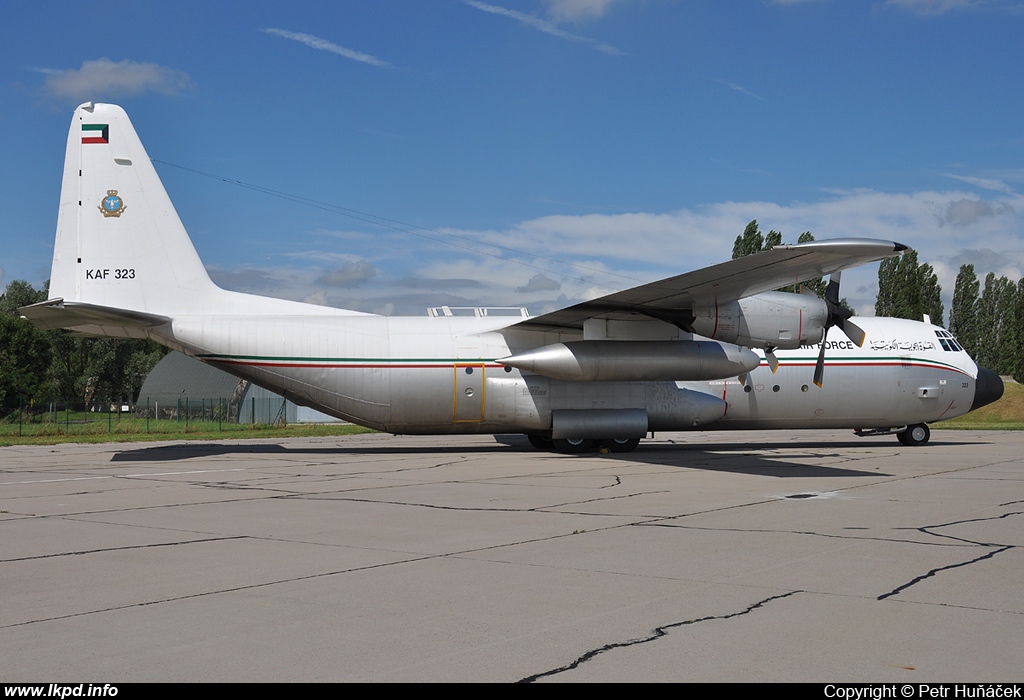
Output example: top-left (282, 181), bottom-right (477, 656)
top-left (511, 238), bottom-right (906, 331)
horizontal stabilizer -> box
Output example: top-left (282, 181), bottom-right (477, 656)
top-left (19, 298), bottom-right (170, 333)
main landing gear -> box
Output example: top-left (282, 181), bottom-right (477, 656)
top-left (527, 435), bottom-right (641, 454)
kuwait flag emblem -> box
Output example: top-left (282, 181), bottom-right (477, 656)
top-left (82, 124), bottom-right (109, 144)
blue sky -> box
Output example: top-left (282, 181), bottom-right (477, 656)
top-left (3, 0), bottom-right (1023, 321)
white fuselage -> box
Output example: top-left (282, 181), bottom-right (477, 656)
top-left (687, 316), bottom-right (978, 430)
top-left (156, 312), bottom-right (979, 435)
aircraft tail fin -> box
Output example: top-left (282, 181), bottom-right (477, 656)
top-left (48, 102), bottom-right (218, 316)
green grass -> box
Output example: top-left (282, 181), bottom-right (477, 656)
top-left (939, 379), bottom-right (1024, 430)
top-left (0, 418), bottom-right (376, 446)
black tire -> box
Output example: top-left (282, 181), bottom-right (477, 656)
top-left (601, 437), bottom-right (640, 453)
top-left (527, 434), bottom-right (554, 451)
top-left (898, 423), bottom-right (930, 446)
top-left (552, 438), bottom-right (598, 454)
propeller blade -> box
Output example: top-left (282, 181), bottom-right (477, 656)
top-left (838, 318), bottom-right (866, 347)
top-left (813, 328), bottom-right (828, 387)
top-left (826, 271), bottom-right (842, 304)
top-left (765, 349), bottom-right (779, 374)
top-left (811, 270), bottom-right (863, 387)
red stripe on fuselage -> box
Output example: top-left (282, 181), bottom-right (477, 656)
top-left (757, 360), bottom-right (970, 375)
top-left (207, 359), bottom-right (505, 370)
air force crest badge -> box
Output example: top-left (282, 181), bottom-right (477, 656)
top-left (99, 190), bottom-right (126, 218)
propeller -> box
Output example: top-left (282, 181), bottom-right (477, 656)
top-left (812, 271), bottom-right (866, 387)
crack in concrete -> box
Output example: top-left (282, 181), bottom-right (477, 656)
top-left (0, 551), bottom-right (442, 630)
top-left (639, 521), bottom-right (982, 547)
top-left (876, 510), bottom-right (1022, 600)
top-left (3, 518), bottom-right (659, 630)
top-left (918, 510), bottom-right (1023, 547)
top-left (289, 488), bottom-right (665, 514)
top-left (0, 535), bottom-right (246, 563)
top-left (878, 545), bottom-right (1013, 601)
top-left (517, 590), bottom-right (802, 682)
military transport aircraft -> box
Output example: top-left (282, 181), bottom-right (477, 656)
top-left (20, 103), bottom-right (1004, 453)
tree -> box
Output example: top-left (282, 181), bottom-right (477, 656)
top-left (0, 281), bottom-right (52, 409)
top-left (732, 220), bottom-right (764, 259)
top-left (1015, 280), bottom-right (1024, 383)
top-left (875, 258), bottom-right (899, 318)
top-left (949, 264), bottom-right (980, 357)
top-left (791, 231), bottom-right (827, 297)
top-left (996, 277), bottom-right (1018, 377)
top-left (976, 274), bottom-right (1021, 377)
top-left (875, 251), bottom-right (943, 326)
top-left (48, 334), bottom-right (166, 405)
top-left (732, 223), bottom-right (826, 296)
top-left (0, 279), bottom-right (46, 316)
top-left (0, 279), bottom-right (167, 407)
top-left (919, 263), bottom-right (944, 327)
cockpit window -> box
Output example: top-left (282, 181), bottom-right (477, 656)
top-left (935, 329), bottom-right (964, 352)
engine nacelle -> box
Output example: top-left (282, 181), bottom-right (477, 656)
top-left (498, 340), bottom-right (760, 382)
top-left (690, 291), bottom-right (827, 349)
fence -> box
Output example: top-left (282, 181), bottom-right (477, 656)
top-left (1, 397), bottom-right (292, 438)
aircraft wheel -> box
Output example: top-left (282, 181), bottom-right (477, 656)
top-left (898, 423), bottom-right (930, 446)
top-left (552, 438), bottom-right (598, 454)
top-left (601, 438), bottom-right (640, 453)
top-left (527, 434), bottom-right (554, 451)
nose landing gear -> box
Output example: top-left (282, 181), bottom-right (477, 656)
top-left (897, 423), bottom-right (930, 446)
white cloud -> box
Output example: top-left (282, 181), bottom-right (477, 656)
top-left (543, 0), bottom-right (621, 21)
top-left (285, 250), bottom-right (374, 264)
top-left (940, 198), bottom-right (1015, 227)
top-left (35, 59), bottom-right (194, 102)
top-left (208, 266), bottom-right (296, 294)
top-left (463, 0), bottom-right (625, 55)
top-left (943, 173), bottom-right (1016, 194)
top-left (207, 187), bottom-right (1024, 321)
top-left (316, 259), bottom-right (378, 288)
top-left (399, 276), bottom-right (484, 290)
top-left (882, 0), bottom-right (1012, 14)
top-left (261, 28), bottom-right (392, 67)
top-left (516, 273), bottom-right (562, 293)
top-left (302, 290), bottom-right (330, 306)
top-left (718, 80), bottom-right (764, 101)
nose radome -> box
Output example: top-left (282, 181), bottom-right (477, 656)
top-left (971, 367), bottom-right (1004, 412)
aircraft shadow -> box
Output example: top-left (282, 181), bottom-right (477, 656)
top-left (98, 434), bottom-right (988, 478)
